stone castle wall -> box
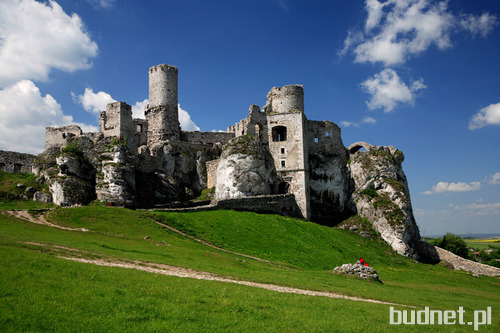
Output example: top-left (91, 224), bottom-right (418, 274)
top-left (180, 131), bottom-right (234, 145)
top-left (227, 105), bottom-right (268, 143)
top-left (0, 150), bottom-right (35, 173)
top-left (214, 194), bottom-right (303, 218)
top-left (99, 102), bottom-right (135, 144)
top-left (206, 160), bottom-right (219, 189)
top-left (45, 125), bottom-right (83, 149)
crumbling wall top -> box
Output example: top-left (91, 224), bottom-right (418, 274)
top-left (263, 85), bottom-right (304, 114)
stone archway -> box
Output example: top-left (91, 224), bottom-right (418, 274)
top-left (347, 141), bottom-right (373, 154)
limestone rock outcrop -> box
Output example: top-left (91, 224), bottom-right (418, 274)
top-left (215, 135), bottom-right (281, 200)
top-left (96, 145), bottom-right (136, 206)
top-left (33, 191), bottom-right (52, 203)
top-left (348, 143), bottom-right (438, 262)
top-left (333, 263), bottom-right (381, 283)
top-left (34, 133), bottom-right (226, 208)
top-left (34, 143), bottom-right (96, 207)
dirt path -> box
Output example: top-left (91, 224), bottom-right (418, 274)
top-left (60, 255), bottom-right (413, 307)
top-left (5, 209), bottom-right (284, 268)
top-left (3, 210), bottom-right (89, 232)
top-left (9, 212), bottom-right (414, 307)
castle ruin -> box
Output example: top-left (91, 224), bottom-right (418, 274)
top-left (31, 63), bottom-right (437, 261)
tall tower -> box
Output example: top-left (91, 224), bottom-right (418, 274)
top-left (264, 85), bottom-right (311, 219)
top-left (145, 64), bottom-right (181, 145)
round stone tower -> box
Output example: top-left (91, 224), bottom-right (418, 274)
top-left (264, 85), bottom-right (304, 114)
top-left (145, 64), bottom-right (180, 145)
top-left (148, 64), bottom-right (178, 109)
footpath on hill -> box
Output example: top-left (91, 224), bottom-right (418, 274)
top-left (3, 209), bottom-right (413, 307)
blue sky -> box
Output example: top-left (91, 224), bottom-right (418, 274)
top-left (0, 0), bottom-right (499, 236)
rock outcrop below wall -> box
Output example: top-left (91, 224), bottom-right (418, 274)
top-left (34, 135), bottom-right (224, 208)
top-left (215, 135), bottom-right (282, 200)
top-left (348, 143), bottom-right (438, 262)
top-left (307, 121), bottom-right (353, 224)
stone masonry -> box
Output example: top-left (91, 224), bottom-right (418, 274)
top-left (0, 150), bottom-right (35, 173)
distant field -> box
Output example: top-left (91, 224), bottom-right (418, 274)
top-left (1, 206), bottom-right (499, 331)
top-left (464, 238), bottom-right (500, 250)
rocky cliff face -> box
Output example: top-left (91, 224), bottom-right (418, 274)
top-left (348, 144), bottom-right (438, 262)
top-left (34, 135), bottom-right (221, 208)
top-left (215, 135), bottom-right (281, 200)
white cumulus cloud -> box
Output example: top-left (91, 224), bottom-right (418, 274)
top-left (460, 12), bottom-right (498, 37)
top-left (339, 121), bottom-right (359, 128)
top-left (361, 68), bottom-right (426, 112)
top-left (0, 0), bottom-right (98, 88)
top-left (451, 202), bottom-right (500, 216)
top-left (178, 104), bottom-right (201, 131)
top-left (0, 80), bottom-right (97, 154)
top-left (75, 88), bottom-right (116, 114)
top-left (342, 0), bottom-right (497, 67)
top-left (87, 0), bottom-right (115, 9)
top-left (362, 116), bottom-right (377, 124)
top-left (132, 99), bottom-right (148, 119)
top-left (488, 172), bottom-right (500, 185)
top-left (469, 102), bottom-right (500, 130)
top-left (422, 181), bottom-right (481, 195)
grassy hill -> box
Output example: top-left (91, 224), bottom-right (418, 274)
top-left (1, 204), bottom-right (498, 332)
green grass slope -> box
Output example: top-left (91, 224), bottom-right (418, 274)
top-left (0, 171), bottom-right (54, 210)
top-left (0, 206), bottom-right (498, 332)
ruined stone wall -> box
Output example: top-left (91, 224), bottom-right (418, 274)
top-left (263, 85), bottom-right (304, 114)
top-left (0, 150), bottom-right (35, 173)
top-left (45, 125), bottom-right (83, 149)
top-left (99, 102), bottom-right (135, 145)
top-left (214, 194), bottom-right (303, 218)
top-left (206, 160), bottom-right (219, 189)
top-left (134, 119), bottom-right (148, 146)
top-left (307, 120), bottom-right (352, 224)
top-left (227, 105), bottom-right (268, 143)
top-left (180, 131), bottom-right (234, 145)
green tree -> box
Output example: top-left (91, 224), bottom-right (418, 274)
top-left (431, 233), bottom-right (470, 259)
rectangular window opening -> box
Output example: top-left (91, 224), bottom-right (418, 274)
top-left (326, 131), bottom-right (330, 137)
top-left (314, 138), bottom-right (319, 143)
top-left (280, 148), bottom-right (285, 154)
top-left (281, 160), bottom-right (286, 167)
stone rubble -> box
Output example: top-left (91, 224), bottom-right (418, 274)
top-left (333, 263), bottom-right (382, 283)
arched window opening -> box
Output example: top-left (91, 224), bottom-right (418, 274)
top-left (349, 145), bottom-right (367, 154)
top-left (272, 126), bottom-right (287, 142)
